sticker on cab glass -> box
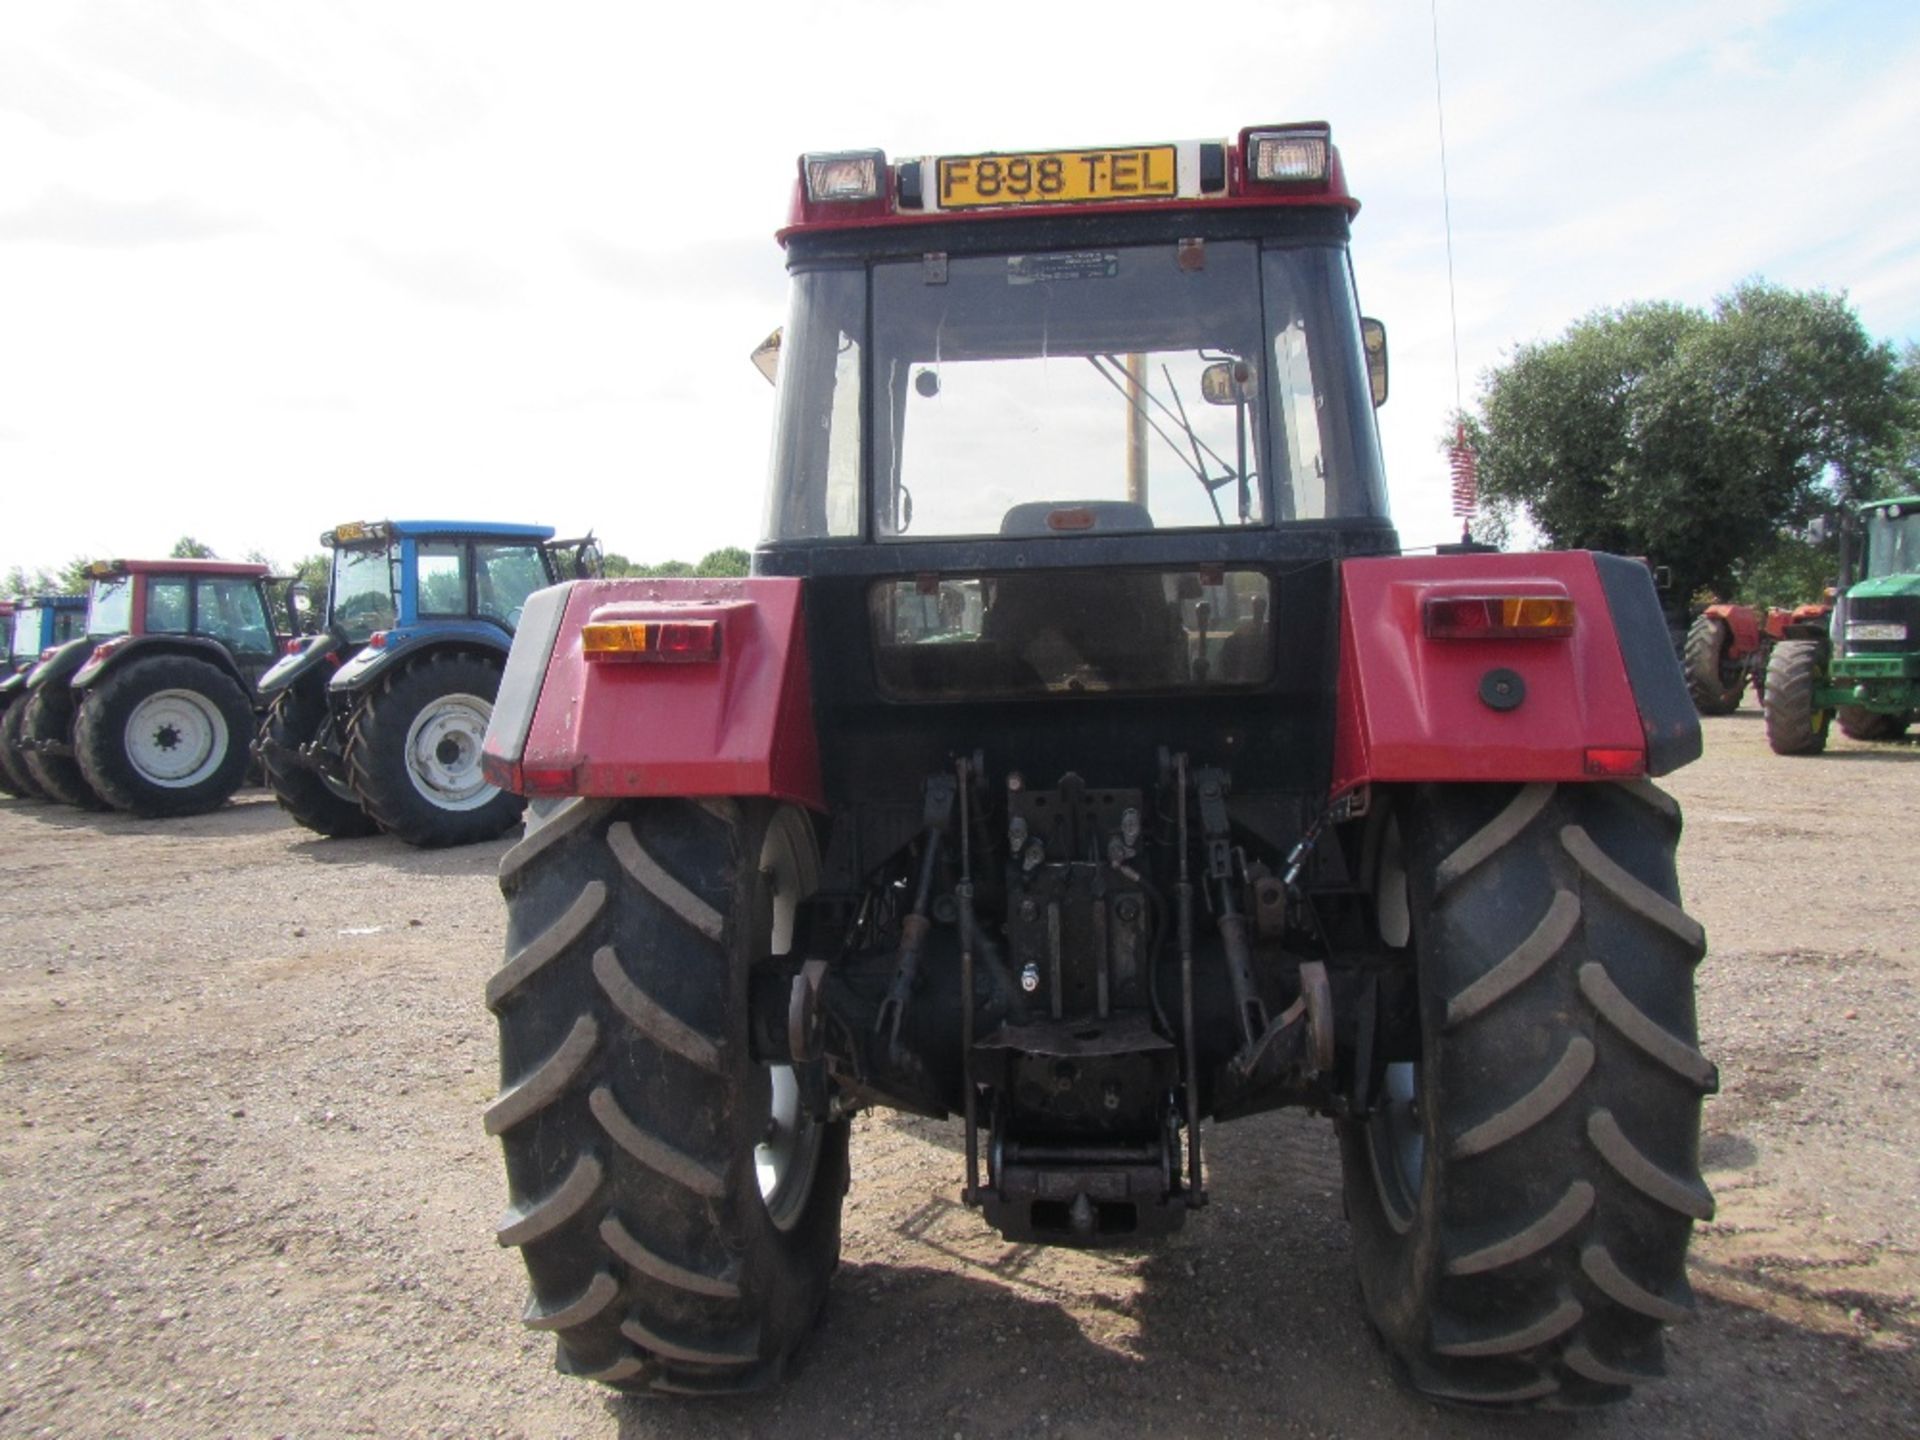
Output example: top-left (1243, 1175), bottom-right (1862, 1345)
top-left (1008, 253), bottom-right (1120, 286)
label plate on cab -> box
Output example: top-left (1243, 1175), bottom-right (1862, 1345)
top-left (936, 146), bottom-right (1177, 209)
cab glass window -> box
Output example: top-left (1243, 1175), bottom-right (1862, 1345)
top-left (417, 544), bottom-right (468, 617)
top-left (871, 568), bottom-right (1272, 698)
top-left (764, 267), bottom-right (864, 542)
top-left (88, 578), bottom-right (133, 638)
top-left (475, 545), bottom-right (550, 630)
top-left (331, 545), bottom-right (397, 642)
top-left (9, 608), bottom-right (34, 662)
top-left (194, 578), bottom-right (273, 658)
top-left (145, 578), bottom-right (191, 634)
top-left (53, 608), bottom-right (87, 644)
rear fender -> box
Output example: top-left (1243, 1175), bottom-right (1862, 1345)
top-left (1702, 602), bottom-right (1762, 659)
top-left (327, 622), bottom-right (509, 696)
top-left (481, 577), bottom-right (824, 809)
top-left (73, 635), bottom-right (249, 693)
top-left (26, 637), bottom-right (99, 691)
top-left (1333, 550), bottom-right (1701, 791)
top-left (257, 632), bottom-right (346, 698)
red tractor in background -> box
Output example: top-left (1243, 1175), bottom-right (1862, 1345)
top-left (480, 123), bottom-right (1711, 1409)
top-left (1683, 601), bottom-right (1831, 714)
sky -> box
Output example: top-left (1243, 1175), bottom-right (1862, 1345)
top-left (2, 0), bottom-right (1918, 577)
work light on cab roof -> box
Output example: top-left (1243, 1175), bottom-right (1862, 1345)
top-left (788, 122), bottom-right (1351, 233)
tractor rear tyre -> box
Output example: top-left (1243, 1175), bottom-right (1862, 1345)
top-left (262, 686), bottom-right (379, 837)
top-left (1681, 615), bottom-right (1742, 715)
top-left (1340, 781), bottom-right (1712, 1409)
top-left (343, 652), bottom-right (522, 847)
top-left (74, 655), bottom-right (255, 817)
top-left (1836, 706), bottom-right (1909, 742)
top-left (21, 683), bottom-right (110, 810)
top-left (488, 798), bottom-right (848, 1394)
top-left (0, 700), bottom-right (43, 799)
top-left (1762, 639), bottom-right (1829, 755)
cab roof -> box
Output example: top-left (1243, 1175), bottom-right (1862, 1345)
top-left (89, 559), bottom-right (270, 579)
top-left (322, 519), bottom-right (557, 546)
top-left (779, 122), bottom-right (1357, 244)
top-left (13, 594), bottom-right (87, 608)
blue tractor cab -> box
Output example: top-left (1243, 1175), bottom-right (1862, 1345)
top-left (0, 595), bottom-right (90, 797)
top-left (256, 519), bottom-right (598, 845)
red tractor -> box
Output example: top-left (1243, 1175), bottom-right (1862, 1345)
top-left (480, 124), bottom-right (1711, 1409)
top-left (1683, 601), bottom-right (1831, 714)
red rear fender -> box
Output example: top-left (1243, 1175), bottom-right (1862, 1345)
top-left (481, 577), bottom-right (824, 808)
top-left (1333, 551), bottom-right (1698, 790)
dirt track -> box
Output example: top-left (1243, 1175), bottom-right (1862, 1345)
top-left (1, 711), bottom-right (1916, 1438)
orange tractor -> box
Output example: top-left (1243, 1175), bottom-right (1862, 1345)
top-left (1683, 602), bottom-right (1830, 715)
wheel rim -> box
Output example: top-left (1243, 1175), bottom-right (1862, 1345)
top-left (124, 689), bottom-right (228, 788)
top-left (1365, 814), bottom-right (1423, 1232)
top-left (402, 693), bottom-right (496, 810)
top-left (755, 811), bottom-right (824, 1232)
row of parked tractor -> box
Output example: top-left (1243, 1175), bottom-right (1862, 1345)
top-left (0, 520), bottom-right (597, 846)
top-left (1680, 494), bottom-right (1920, 752)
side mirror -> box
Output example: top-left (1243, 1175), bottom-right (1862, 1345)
top-left (1360, 318), bottom-right (1388, 406)
top-left (1807, 515), bottom-right (1832, 544)
top-left (750, 328), bottom-right (782, 387)
top-left (284, 581), bottom-right (317, 634)
top-left (1200, 359), bottom-right (1256, 406)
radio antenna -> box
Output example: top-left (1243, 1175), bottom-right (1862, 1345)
top-left (1430, 0), bottom-right (1464, 419)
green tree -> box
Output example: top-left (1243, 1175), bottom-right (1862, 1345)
top-left (694, 546), bottom-right (750, 577)
top-left (1473, 281), bottom-right (1919, 605)
top-left (4, 565), bottom-right (61, 597)
top-left (56, 557), bottom-right (96, 594)
top-left (170, 536), bottom-right (217, 559)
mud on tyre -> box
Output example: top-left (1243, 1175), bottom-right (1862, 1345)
top-left (488, 798), bottom-right (848, 1394)
top-left (343, 652), bottom-right (521, 847)
top-left (262, 685), bottom-right (378, 837)
top-left (1340, 780), bottom-right (1713, 1408)
top-left (74, 654), bottom-right (255, 817)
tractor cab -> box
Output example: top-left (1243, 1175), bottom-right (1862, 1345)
top-left (7, 595), bottom-right (87, 672)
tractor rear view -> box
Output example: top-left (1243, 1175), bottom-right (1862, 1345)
top-left (256, 521), bottom-right (599, 846)
top-left (481, 124), bottom-right (1712, 1408)
top-left (1765, 497), bottom-right (1920, 752)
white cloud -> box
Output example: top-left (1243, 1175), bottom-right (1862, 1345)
top-left (0, 0), bottom-right (1914, 573)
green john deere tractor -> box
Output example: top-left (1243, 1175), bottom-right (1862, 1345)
top-left (1765, 496), bottom-right (1920, 753)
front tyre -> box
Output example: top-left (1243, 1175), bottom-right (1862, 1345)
top-left (1835, 706), bottom-right (1908, 742)
top-left (488, 798), bottom-right (848, 1394)
top-left (343, 652), bottom-right (522, 847)
top-left (74, 655), bottom-right (255, 817)
top-left (1762, 638), bottom-right (1829, 755)
top-left (261, 686), bottom-right (379, 837)
top-left (1340, 782), bottom-right (1713, 1409)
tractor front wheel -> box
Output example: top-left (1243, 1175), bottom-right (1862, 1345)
top-left (343, 652), bottom-right (521, 847)
top-left (1762, 639), bottom-right (1829, 755)
top-left (1681, 615), bottom-right (1743, 715)
top-left (1835, 706), bottom-right (1909, 742)
top-left (1340, 781), bottom-right (1712, 1409)
top-left (488, 798), bottom-right (848, 1394)
top-left (21, 683), bottom-right (110, 810)
top-left (261, 686), bottom-right (379, 837)
top-left (74, 655), bottom-right (255, 817)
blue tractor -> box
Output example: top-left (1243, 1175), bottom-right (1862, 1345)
top-left (256, 520), bottom-right (598, 847)
top-left (0, 594), bottom-right (89, 799)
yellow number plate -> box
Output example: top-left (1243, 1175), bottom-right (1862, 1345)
top-left (937, 146), bottom-right (1177, 210)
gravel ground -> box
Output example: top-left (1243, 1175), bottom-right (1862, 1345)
top-left (1, 711), bottom-right (1916, 1438)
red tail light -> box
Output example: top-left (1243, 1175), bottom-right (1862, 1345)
top-left (582, 619), bottom-right (722, 663)
top-left (366, 631), bottom-right (388, 649)
top-left (1424, 595), bottom-right (1575, 640)
top-left (1583, 747), bottom-right (1645, 777)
